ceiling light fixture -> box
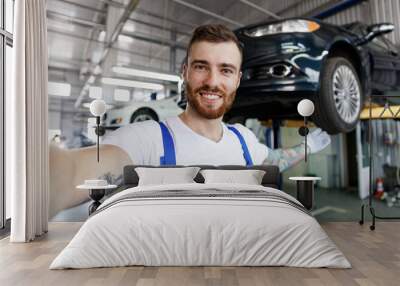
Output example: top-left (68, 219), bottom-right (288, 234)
top-left (118, 34), bottom-right (135, 44)
top-left (112, 66), bottom-right (181, 82)
top-left (101, 77), bottom-right (164, 90)
top-left (97, 30), bottom-right (106, 42)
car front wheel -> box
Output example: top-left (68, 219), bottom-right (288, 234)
top-left (314, 57), bottom-right (363, 134)
top-left (130, 108), bottom-right (159, 123)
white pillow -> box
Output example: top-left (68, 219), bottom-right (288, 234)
top-left (200, 169), bottom-right (266, 185)
top-left (135, 167), bottom-right (200, 186)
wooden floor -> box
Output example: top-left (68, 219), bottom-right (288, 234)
top-left (0, 222), bottom-right (399, 286)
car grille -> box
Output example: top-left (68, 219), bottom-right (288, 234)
top-left (242, 63), bottom-right (294, 80)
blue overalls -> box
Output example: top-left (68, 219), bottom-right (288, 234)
top-left (158, 122), bottom-right (253, 166)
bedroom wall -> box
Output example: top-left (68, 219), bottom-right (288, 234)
top-left (45, 0), bottom-right (400, 221)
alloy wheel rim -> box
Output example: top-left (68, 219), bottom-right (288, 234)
top-left (332, 65), bottom-right (361, 124)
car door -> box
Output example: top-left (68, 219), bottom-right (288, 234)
top-left (381, 37), bottom-right (400, 92)
top-left (366, 35), bottom-right (398, 93)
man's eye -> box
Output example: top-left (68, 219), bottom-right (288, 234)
top-left (194, 65), bottom-right (206, 70)
top-left (222, 69), bottom-right (233, 74)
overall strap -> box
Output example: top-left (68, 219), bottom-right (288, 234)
top-left (227, 126), bottom-right (254, 166)
top-left (158, 122), bottom-right (176, 165)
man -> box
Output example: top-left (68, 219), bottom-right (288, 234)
top-left (101, 24), bottom-right (330, 168)
top-left (49, 24), bottom-right (330, 216)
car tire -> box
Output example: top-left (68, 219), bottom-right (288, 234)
top-left (130, 108), bottom-right (159, 123)
top-left (313, 57), bottom-right (363, 134)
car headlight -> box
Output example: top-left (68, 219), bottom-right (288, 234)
top-left (244, 20), bottom-right (320, 37)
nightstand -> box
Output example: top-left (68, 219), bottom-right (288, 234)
top-left (77, 184), bottom-right (117, 215)
top-left (289, 176), bottom-right (321, 210)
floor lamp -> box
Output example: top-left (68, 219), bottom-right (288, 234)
top-left (89, 99), bottom-right (106, 162)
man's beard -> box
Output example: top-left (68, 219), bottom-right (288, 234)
top-left (185, 82), bottom-right (236, 119)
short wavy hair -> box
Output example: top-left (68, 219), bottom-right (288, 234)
top-left (185, 24), bottom-right (243, 64)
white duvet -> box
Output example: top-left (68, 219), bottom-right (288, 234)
top-left (50, 183), bottom-right (351, 269)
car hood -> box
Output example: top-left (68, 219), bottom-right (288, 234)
top-left (237, 33), bottom-right (317, 68)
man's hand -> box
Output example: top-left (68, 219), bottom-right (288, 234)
top-left (305, 128), bottom-right (331, 154)
top-left (49, 143), bottom-right (133, 218)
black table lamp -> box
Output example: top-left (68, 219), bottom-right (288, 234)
top-left (297, 99), bottom-right (315, 162)
top-left (89, 99), bottom-right (106, 162)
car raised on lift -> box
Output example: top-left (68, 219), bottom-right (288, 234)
top-left (227, 18), bottom-right (398, 134)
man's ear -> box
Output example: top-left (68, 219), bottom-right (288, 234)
top-left (182, 63), bottom-right (188, 81)
top-left (236, 71), bottom-right (242, 89)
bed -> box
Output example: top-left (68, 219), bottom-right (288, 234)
top-left (50, 165), bottom-right (351, 269)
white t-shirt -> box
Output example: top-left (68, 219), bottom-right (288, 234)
top-left (102, 116), bottom-right (269, 166)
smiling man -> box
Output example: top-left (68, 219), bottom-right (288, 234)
top-left (102, 24), bottom-right (330, 167)
top-left (49, 24), bottom-right (331, 216)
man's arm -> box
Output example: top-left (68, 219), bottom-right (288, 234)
top-left (263, 144), bottom-right (306, 172)
top-left (49, 143), bottom-right (133, 218)
top-left (263, 128), bottom-right (331, 172)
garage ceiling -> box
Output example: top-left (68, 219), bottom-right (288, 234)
top-left (47, 0), bottom-right (303, 111)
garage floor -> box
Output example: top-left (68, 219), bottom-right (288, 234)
top-left (51, 186), bottom-right (400, 223)
top-left (1, 222), bottom-right (400, 286)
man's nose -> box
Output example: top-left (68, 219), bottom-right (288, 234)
top-left (203, 69), bottom-right (220, 88)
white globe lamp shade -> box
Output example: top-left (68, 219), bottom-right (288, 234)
top-left (297, 99), bottom-right (314, 117)
top-left (90, 99), bottom-right (106, 117)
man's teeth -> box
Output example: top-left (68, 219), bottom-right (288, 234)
top-left (201, 93), bottom-right (220, 100)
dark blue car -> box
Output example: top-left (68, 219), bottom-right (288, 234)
top-left (228, 18), bottom-right (398, 134)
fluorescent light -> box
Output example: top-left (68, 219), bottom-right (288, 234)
top-left (112, 66), bottom-right (181, 82)
top-left (123, 22), bottom-right (136, 33)
top-left (101, 77), bottom-right (164, 91)
top-left (118, 34), bottom-right (134, 44)
top-left (89, 86), bottom-right (102, 99)
top-left (114, 89), bottom-right (130, 102)
top-left (98, 30), bottom-right (106, 42)
top-left (48, 82), bottom-right (71, 97)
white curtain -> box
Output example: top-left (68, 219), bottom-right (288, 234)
top-left (9, 0), bottom-right (49, 242)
